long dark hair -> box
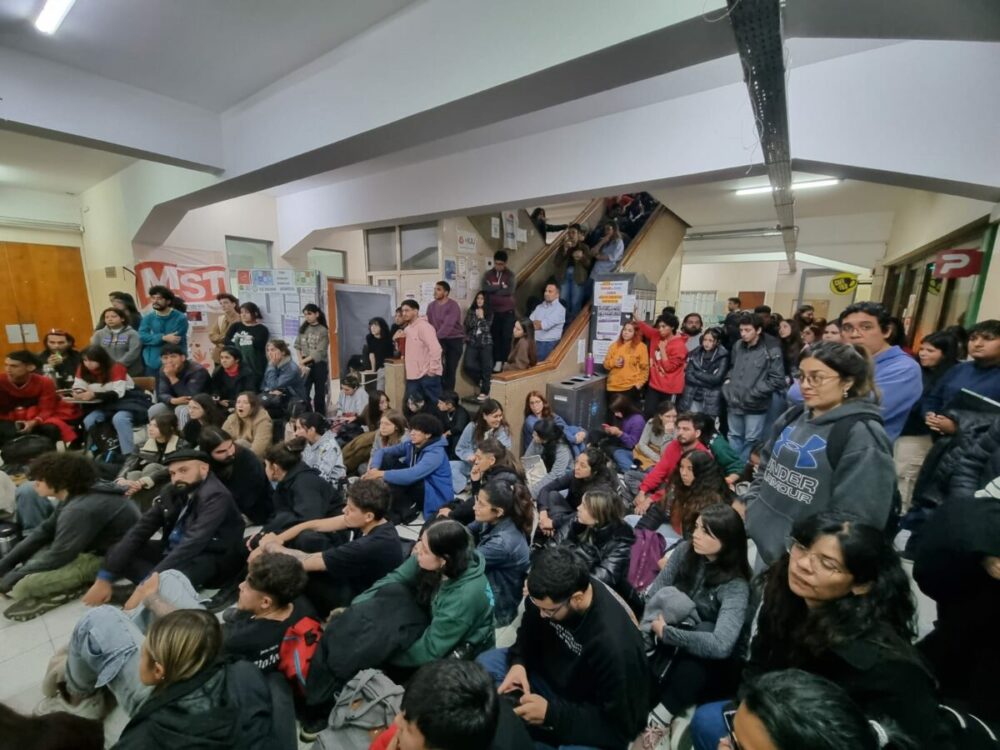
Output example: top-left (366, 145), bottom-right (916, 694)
top-left (414, 519), bottom-right (475, 607)
top-left (473, 399), bottom-right (509, 445)
top-left (189, 393), bottom-right (226, 426)
top-left (481, 478), bottom-right (534, 536)
top-left (676, 503), bottom-right (750, 591)
top-left (368, 317), bottom-right (390, 340)
top-left (650, 400), bottom-right (677, 438)
top-left (78, 345), bottom-right (115, 383)
top-left (667, 450), bottom-right (730, 536)
top-left (264, 437), bottom-right (307, 471)
top-left (755, 513), bottom-right (918, 670)
top-left (298, 303), bottom-right (329, 335)
top-left (477, 437), bottom-right (525, 480)
top-left (512, 317), bottom-right (537, 366)
top-left (532, 418), bottom-right (569, 471)
top-left (919, 330), bottom-right (961, 374)
top-left (608, 393), bottom-right (641, 423)
top-left (571, 446), bottom-right (616, 497)
top-left (523, 390), bottom-right (552, 419)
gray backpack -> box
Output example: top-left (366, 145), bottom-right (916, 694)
top-left (315, 669), bottom-right (404, 750)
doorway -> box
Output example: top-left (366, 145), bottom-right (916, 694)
top-left (0, 242), bottom-right (93, 359)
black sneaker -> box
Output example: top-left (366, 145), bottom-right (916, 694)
top-left (4, 589), bottom-right (84, 622)
top-left (298, 714), bottom-right (327, 743)
top-left (109, 582), bottom-right (136, 607)
top-left (205, 582), bottom-right (240, 613)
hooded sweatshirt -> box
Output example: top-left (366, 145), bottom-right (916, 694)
top-left (353, 552), bottom-right (496, 667)
top-left (745, 399), bottom-right (895, 566)
top-left (373, 435), bottom-right (454, 518)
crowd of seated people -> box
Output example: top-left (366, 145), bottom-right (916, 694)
top-left (1, 279), bottom-right (999, 750)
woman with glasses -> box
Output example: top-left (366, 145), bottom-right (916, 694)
top-left (743, 341), bottom-right (896, 567)
top-left (690, 512), bottom-right (945, 750)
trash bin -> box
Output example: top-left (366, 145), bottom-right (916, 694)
top-left (546, 375), bottom-right (607, 435)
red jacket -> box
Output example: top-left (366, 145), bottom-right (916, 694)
top-left (0, 374), bottom-right (81, 442)
top-left (636, 321), bottom-right (687, 394)
top-left (639, 438), bottom-right (710, 494)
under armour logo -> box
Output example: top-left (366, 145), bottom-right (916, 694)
top-left (773, 426), bottom-right (827, 470)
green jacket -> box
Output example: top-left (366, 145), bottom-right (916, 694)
top-left (711, 434), bottom-right (744, 477)
top-left (353, 551), bottom-right (495, 667)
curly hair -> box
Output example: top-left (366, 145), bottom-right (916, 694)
top-left (28, 452), bottom-right (97, 497)
top-left (666, 450), bottom-right (730, 536)
top-left (246, 552), bottom-right (308, 608)
top-left (753, 513), bottom-right (919, 671)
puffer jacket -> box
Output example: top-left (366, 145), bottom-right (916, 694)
top-left (113, 660), bottom-right (277, 749)
top-left (464, 308), bottom-right (493, 348)
top-left (722, 334), bottom-right (785, 414)
top-left (554, 520), bottom-right (637, 605)
top-left (949, 415), bottom-right (1000, 498)
top-left (678, 345), bottom-right (730, 416)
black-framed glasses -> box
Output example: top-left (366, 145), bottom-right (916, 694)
top-left (532, 598), bottom-right (570, 618)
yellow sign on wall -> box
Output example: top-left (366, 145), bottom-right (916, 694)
top-left (830, 273), bottom-right (859, 295)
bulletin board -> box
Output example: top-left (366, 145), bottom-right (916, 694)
top-left (235, 268), bottom-right (323, 349)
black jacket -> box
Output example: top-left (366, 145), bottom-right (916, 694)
top-left (114, 660), bottom-right (277, 750)
top-left (103, 473), bottom-right (244, 578)
top-left (117, 436), bottom-right (192, 483)
top-left (678, 346), bottom-right (729, 416)
top-left (442, 406), bottom-right (471, 460)
top-left (554, 520), bottom-right (637, 606)
top-left (445, 466), bottom-right (520, 525)
top-left (949, 416), bottom-right (1000, 498)
top-left (157, 362), bottom-right (211, 405)
top-left (721, 334), bottom-right (786, 415)
top-left (0, 489), bottom-right (139, 593)
top-left (211, 446), bottom-right (274, 525)
top-left (209, 365), bottom-right (255, 407)
top-left (305, 582), bottom-right (429, 706)
top-left (913, 495), bottom-right (1000, 722)
top-left (262, 462), bottom-right (339, 535)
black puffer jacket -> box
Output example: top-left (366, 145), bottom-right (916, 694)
top-left (114, 660), bottom-right (278, 749)
top-left (262, 461), bottom-right (339, 535)
top-left (553, 520), bottom-right (637, 609)
top-left (949, 416), bottom-right (1000, 498)
top-left (678, 346), bottom-right (729, 416)
top-left (911, 408), bottom-right (997, 511)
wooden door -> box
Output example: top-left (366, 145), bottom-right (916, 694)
top-left (326, 279), bottom-right (340, 378)
top-left (0, 243), bottom-right (93, 359)
top-left (738, 291), bottom-right (766, 310)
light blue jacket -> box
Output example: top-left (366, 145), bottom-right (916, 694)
top-left (455, 423), bottom-right (512, 463)
top-left (261, 357), bottom-right (307, 401)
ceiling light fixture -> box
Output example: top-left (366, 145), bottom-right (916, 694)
top-left (734, 178), bottom-right (842, 196)
top-left (685, 226), bottom-right (790, 241)
top-left (35, 0), bottom-right (76, 34)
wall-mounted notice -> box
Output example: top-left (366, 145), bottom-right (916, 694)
top-left (502, 211), bottom-right (518, 250)
top-left (444, 258), bottom-right (457, 280)
top-left (457, 230), bottom-right (478, 254)
top-left (515, 227), bottom-right (527, 243)
top-left (491, 217), bottom-right (501, 239)
top-left (591, 278), bottom-right (632, 368)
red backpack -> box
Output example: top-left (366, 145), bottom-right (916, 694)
top-left (278, 616), bottom-right (323, 693)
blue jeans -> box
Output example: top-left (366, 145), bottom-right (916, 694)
top-left (148, 401), bottom-right (191, 429)
top-left (561, 271), bottom-right (587, 321)
top-left (477, 648), bottom-right (604, 750)
top-left (83, 409), bottom-right (136, 454)
top-left (728, 412), bottom-right (767, 464)
top-left (536, 339), bottom-right (558, 362)
top-left (405, 375), bottom-right (442, 406)
top-left (65, 570), bottom-right (204, 715)
top-left (15, 483), bottom-right (55, 532)
top-left (690, 700), bottom-right (730, 750)
top-left (612, 447), bottom-right (634, 473)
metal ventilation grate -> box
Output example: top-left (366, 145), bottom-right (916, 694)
top-left (727, 0), bottom-right (797, 270)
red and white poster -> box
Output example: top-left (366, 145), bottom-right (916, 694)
top-left (134, 261), bottom-right (230, 307)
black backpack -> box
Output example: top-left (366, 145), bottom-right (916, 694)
top-left (767, 404), bottom-right (901, 535)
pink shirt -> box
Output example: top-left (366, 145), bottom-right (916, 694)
top-left (403, 317), bottom-right (443, 380)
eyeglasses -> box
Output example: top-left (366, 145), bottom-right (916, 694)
top-left (841, 322), bottom-right (878, 334)
top-left (532, 598), bottom-right (570, 618)
top-left (793, 371), bottom-right (840, 388)
top-left (785, 538), bottom-right (847, 576)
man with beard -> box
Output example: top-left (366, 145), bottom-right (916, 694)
top-left (681, 312), bottom-right (704, 353)
top-left (38, 329), bottom-right (82, 390)
top-left (198, 425), bottom-right (273, 524)
top-left (138, 285), bottom-right (189, 375)
top-left (80, 449), bottom-right (245, 605)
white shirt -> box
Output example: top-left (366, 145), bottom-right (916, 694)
top-left (530, 299), bottom-right (566, 343)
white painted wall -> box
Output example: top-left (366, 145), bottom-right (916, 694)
top-left (790, 41), bottom-right (1000, 190)
top-left (884, 192), bottom-right (993, 263)
top-left (680, 262), bottom-right (780, 303)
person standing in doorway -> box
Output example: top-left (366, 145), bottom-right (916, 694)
top-left (427, 281), bottom-right (465, 392)
top-left (553, 224), bottom-right (592, 319)
top-left (295, 304), bottom-right (330, 415)
top-left (208, 293), bottom-right (240, 365)
top-left (401, 299), bottom-right (444, 406)
top-left (529, 282), bottom-right (566, 362)
top-left (722, 297), bottom-right (743, 350)
top-left (138, 286), bottom-right (189, 376)
top-left (482, 251), bottom-right (516, 370)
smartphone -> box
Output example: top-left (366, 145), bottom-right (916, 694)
top-left (723, 708), bottom-right (740, 749)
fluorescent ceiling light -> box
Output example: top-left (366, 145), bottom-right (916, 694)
top-left (686, 226), bottom-right (786, 241)
top-left (735, 178), bottom-right (842, 196)
top-left (35, 0), bottom-right (76, 34)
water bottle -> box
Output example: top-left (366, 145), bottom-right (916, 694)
top-left (585, 352), bottom-right (594, 377)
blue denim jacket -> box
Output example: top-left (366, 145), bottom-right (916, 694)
top-left (474, 517), bottom-right (530, 626)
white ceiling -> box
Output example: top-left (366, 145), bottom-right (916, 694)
top-left (0, 0), bottom-right (416, 111)
top-left (0, 129), bottom-right (135, 193)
